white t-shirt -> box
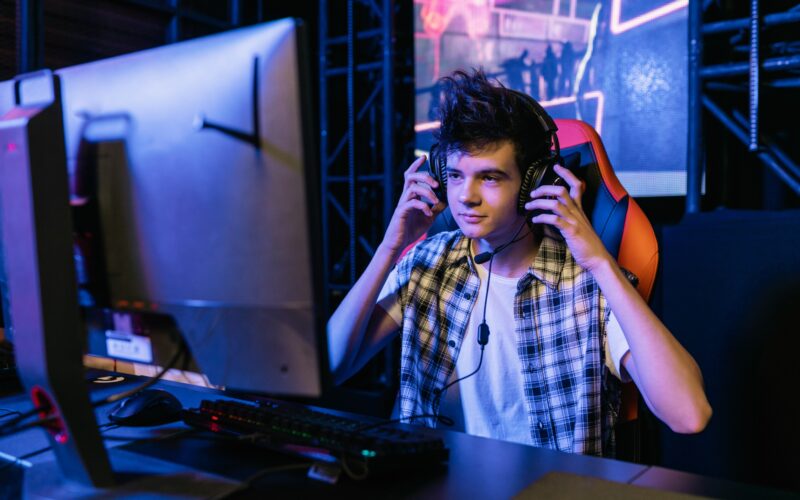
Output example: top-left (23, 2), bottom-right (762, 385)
top-left (378, 249), bottom-right (631, 446)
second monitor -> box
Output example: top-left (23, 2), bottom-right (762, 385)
top-left (59, 18), bottom-right (323, 397)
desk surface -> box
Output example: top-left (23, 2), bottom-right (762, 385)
top-left (0, 374), bottom-right (794, 499)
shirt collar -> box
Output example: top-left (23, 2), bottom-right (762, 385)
top-left (446, 230), bottom-right (566, 289)
top-left (529, 234), bottom-right (567, 290)
top-left (445, 232), bottom-right (473, 269)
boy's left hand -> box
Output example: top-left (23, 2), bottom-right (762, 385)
top-left (524, 164), bottom-right (613, 272)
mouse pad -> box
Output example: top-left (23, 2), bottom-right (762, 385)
top-left (514, 471), bottom-right (705, 500)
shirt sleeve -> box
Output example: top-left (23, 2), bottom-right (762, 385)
top-left (377, 265), bottom-right (403, 326)
top-left (604, 309), bottom-right (632, 382)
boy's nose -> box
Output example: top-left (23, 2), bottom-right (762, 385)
top-left (457, 181), bottom-right (480, 206)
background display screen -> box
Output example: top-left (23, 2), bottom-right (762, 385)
top-left (414, 0), bottom-right (689, 197)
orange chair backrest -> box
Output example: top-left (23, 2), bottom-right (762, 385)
top-left (555, 119), bottom-right (659, 303)
top-left (557, 119), bottom-right (659, 423)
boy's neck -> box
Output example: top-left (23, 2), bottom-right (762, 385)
top-left (472, 228), bottom-right (541, 278)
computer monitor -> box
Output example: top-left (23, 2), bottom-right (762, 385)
top-left (57, 18), bottom-right (323, 397)
top-left (0, 18), bottom-right (323, 491)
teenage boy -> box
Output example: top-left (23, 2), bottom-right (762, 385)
top-left (327, 70), bottom-right (711, 456)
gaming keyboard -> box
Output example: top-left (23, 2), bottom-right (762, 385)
top-left (183, 398), bottom-right (449, 475)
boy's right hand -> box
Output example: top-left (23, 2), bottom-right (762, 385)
top-left (380, 155), bottom-right (446, 255)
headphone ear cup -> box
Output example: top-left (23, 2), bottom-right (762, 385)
top-left (431, 148), bottom-right (447, 202)
top-left (518, 157), bottom-right (550, 214)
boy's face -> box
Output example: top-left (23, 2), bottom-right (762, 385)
top-left (445, 140), bottom-right (527, 247)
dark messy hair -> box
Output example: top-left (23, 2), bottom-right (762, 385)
top-left (433, 68), bottom-right (550, 173)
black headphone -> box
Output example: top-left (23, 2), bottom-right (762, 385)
top-left (429, 90), bottom-right (561, 215)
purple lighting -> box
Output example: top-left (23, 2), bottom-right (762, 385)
top-left (610, 0), bottom-right (688, 35)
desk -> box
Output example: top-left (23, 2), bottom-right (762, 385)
top-left (0, 375), bottom-right (793, 499)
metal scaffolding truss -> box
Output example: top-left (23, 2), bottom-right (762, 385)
top-left (687, 0), bottom-right (800, 213)
top-left (318, 0), bottom-right (397, 317)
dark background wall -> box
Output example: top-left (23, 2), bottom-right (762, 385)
top-left (0, 1), bottom-right (318, 80)
top-left (655, 210), bottom-right (800, 492)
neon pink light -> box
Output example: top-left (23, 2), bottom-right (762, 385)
top-left (415, 121), bottom-right (441, 132)
top-left (587, 90), bottom-right (605, 135)
top-left (420, 0), bottom-right (449, 37)
top-left (414, 90), bottom-right (606, 136)
top-left (610, 0), bottom-right (687, 35)
top-left (539, 91), bottom-right (605, 135)
top-left (419, 0), bottom-right (492, 40)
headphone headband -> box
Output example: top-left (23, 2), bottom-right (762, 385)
top-left (507, 88), bottom-right (560, 162)
top-left (430, 89), bottom-right (561, 214)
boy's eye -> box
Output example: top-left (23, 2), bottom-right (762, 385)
top-left (447, 171), bottom-right (461, 179)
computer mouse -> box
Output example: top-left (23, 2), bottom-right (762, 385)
top-left (108, 388), bottom-right (183, 427)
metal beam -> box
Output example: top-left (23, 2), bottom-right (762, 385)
top-left (700, 54), bottom-right (800, 79)
top-left (229, 0), bottom-right (241, 26)
top-left (346, 0), bottom-right (356, 283)
top-left (731, 109), bottom-right (800, 183)
top-left (166, 0), bottom-right (180, 43)
top-left (703, 9), bottom-right (800, 34)
top-left (382, 0), bottom-right (394, 232)
top-left (748, 0), bottom-right (759, 152)
top-left (325, 82), bottom-right (383, 169)
top-left (325, 61), bottom-right (385, 76)
top-left (687, 0), bottom-right (704, 213)
top-left (703, 96), bottom-right (800, 194)
top-left (18, 0), bottom-right (44, 72)
top-left (326, 29), bottom-right (384, 45)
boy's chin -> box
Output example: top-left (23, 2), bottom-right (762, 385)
top-left (456, 224), bottom-right (485, 240)
top-left (459, 226), bottom-right (507, 245)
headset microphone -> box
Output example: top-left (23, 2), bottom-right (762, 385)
top-left (473, 219), bottom-right (532, 265)
top-left (474, 251), bottom-right (492, 265)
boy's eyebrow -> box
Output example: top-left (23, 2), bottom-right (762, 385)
top-left (445, 166), bottom-right (511, 177)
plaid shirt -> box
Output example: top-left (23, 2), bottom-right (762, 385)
top-left (394, 230), bottom-right (622, 456)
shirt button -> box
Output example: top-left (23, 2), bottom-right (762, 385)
top-left (528, 363), bottom-right (535, 370)
top-left (537, 421), bottom-right (545, 430)
top-left (448, 340), bottom-right (456, 348)
top-left (464, 293), bottom-right (472, 300)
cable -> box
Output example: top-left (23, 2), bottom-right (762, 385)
top-left (238, 463), bottom-right (313, 489)
top-left (399, 223), bottom-right (533, 428)
top-left (354, 413), bottom-right (454, 433)
top-left (0, 415), bottom-right (58, 438)
top-left (339, 456), bottom-right (369, 481)
top-left (0, 420), bottom-right (121, 473)
top-left (92, 338), bottom-right (187, 408)
top-left (0, 409), bottom-right (22, 421)
top-left (1, 339), bottom-right (186, 433)
top-left (473, 219), bottom-right (531, 264)
top-left (0, 444), bottom-right (51, 473)
top-left (0, 406), bottom-right (44, 432)
top-left (432, 348), bottom-right (486, 418)
top-left (430, 236), bottom-right (500, 416)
